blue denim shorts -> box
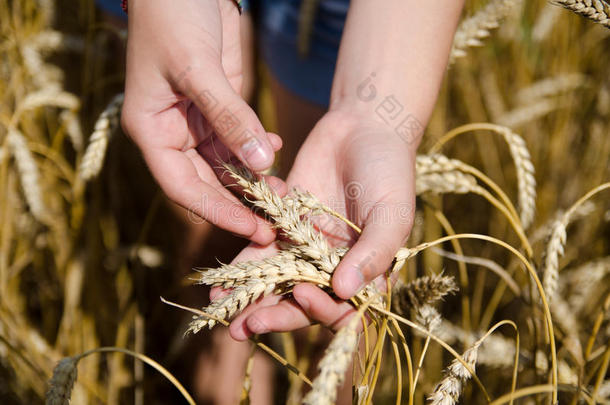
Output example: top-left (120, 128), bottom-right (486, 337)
top-left (96, 0), bottom-right (349, 107)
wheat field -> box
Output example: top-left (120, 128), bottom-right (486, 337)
top-left (1, 0), bottom-right (609, 404)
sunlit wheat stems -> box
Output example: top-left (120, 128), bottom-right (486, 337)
top-left (7, 129), bottom-right (47, 221)
top-left (551, 0), bottom-right (610, 28)
top-left (417, 153), bottom-right (520, 224)
top-left (79, 93), bottom-right (124, 181)
top-left (162, 298), bottom-right (313, 387)
top-left (431, 124), bottom-right (536, 229)
top-left (302, 302), bottom-right (371, 405)
top-left (431, 248), bottom-right (521, 295)
top-left (450, 0), bottom-right (523, 64)
top-left (399, 232), bottom-right (557, 400)
top-left (417, 163), bottom-right (533, 255)
top-left (542, 183), bottom-right (610, 301)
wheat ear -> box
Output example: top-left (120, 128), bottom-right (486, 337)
top-left (551, 0), bottom-right (610, 28)
top-left (7, 129), bottom-right (47, 221)
top-left (428, 340), bottom-right (481, 405)
top-left (46, 357), bottom-right (78, 405)
top-left (188, 252), bottom-right (331, 332)
top-left (450, 0), bottom-right (523, 64)
top-left (223, 163), bottom-right (341, 273)
top-left (79, 93), bottom-right (124, 181)
top-left (392, 274), bottom-right (458, 316)
top-left (543, 183), bottom-right (610, 301)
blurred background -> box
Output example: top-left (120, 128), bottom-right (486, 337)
top-left (0, 0), bottom-right (609, 404)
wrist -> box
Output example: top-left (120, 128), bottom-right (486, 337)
top-left (329, 82), bottom-right (425, 150)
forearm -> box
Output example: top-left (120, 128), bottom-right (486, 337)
top-left (330, 0), bottom-right (464, 144)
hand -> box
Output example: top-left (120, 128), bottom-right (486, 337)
top-left (121, 0), bottom-right (279, 244)
top-left (228, 109), bottom-right (418, 340)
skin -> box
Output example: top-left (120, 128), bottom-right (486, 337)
top-left (121, 0), bottom-right (283, 245)
top-left (228, 0), bottom-right (465, 340)
top-left (122, 0), bottom-right (465, 395)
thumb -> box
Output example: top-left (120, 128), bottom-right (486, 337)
top-left (332, 204), bottom-right (414, 299)
top-left (176, 65), bottom-right (275, 171)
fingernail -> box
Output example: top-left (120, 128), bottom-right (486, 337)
top-left (241, 137), bottom-right (272, 171)
top-left (339, 267), bottom-right (365, 297)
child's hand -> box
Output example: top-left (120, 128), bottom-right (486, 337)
top-left (228, 109), bottom-right (418, 339)
top-left (121, 0), bottom-right (278, 244)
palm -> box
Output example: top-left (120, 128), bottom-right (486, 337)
top-left (228, 111), bottom-right (417, 340)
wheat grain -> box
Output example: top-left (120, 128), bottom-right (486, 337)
top-left (79, 93), bottom-right (124, 181)
top-left (551, 0), bottom-right (610, 28)
top-left (450, 0), bottom-right (523, 64)
top-left (302, 311), bottom-right (360, 405)
top-left (46, 357), bottom-right (78, 405)
top-left (7, 129), bottom-right (47, 221)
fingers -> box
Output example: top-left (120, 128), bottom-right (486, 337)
top-left (175, 65), bottom-right (276, 172)
top-left (144, 146), bottom-right (275, 245)
top-left (332, 203), bottom-right (414, 299)
top-left (229, 284), bottom-right (357, 341)
top-left (292, 284), bottom-right (357, 330)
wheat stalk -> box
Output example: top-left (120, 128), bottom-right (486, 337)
top-left (7, 129), bottom-right (47, 221)
top-left (79, 93), bottom-right (124, 181)
top-left (551, 0), bottom-right (610, 28)
top-left (450, 0), bottom-right (523, 64)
